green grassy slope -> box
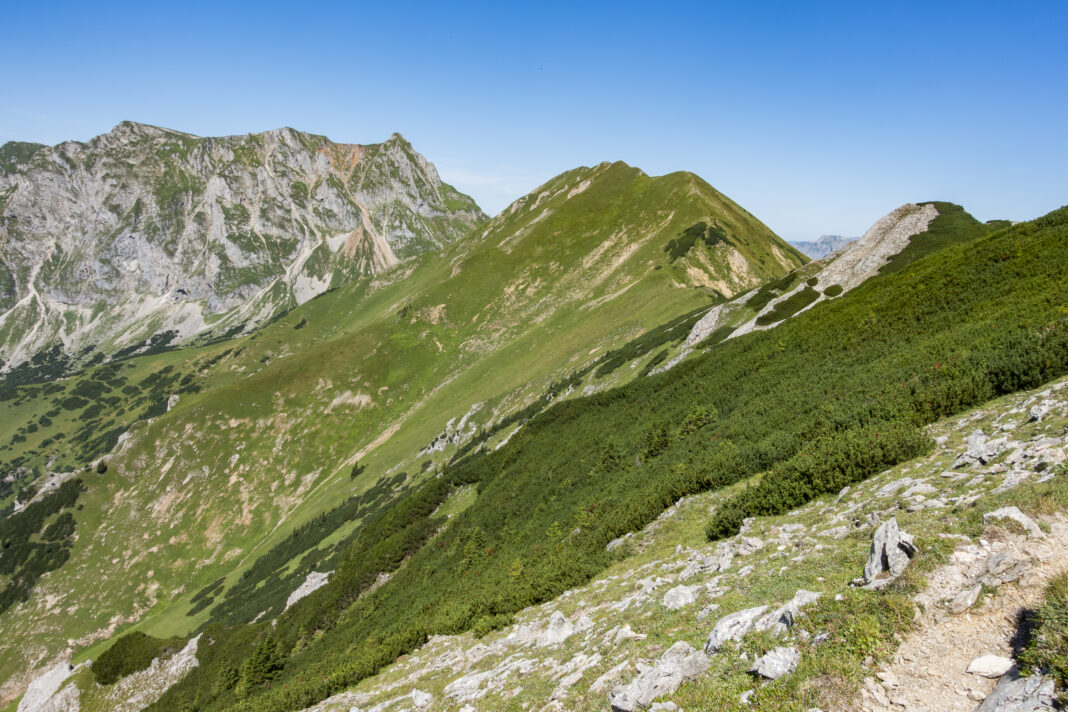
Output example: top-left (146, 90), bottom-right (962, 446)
top-left (0, 160), bottom-right (801, 702)
top-left (147, 206), bottom-right (1067, 712)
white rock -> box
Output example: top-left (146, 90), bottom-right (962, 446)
top-left (968, 655), bottom-right (1015, 678)
top-left (705, 605), bottom-right (769, 653)
top-left (749, 646), bottom-right (800, 679)
top-left (285, 570), bottom-right (332, 611)
top-left (536, 611), bottom-right (575, 647)
top-left (662, 585), bottom-right (700, 610)
top-left (18, 663), bottom-right (74, 712)
top-left (610, 641), bottom-right (710, 712)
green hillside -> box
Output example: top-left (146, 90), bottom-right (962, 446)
top-left (0, 159), bottom-right (802, 703)
top-left (141, 206), bottom-right (1067, 712)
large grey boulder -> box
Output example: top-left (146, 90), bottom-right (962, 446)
top-left (861, 518), bottom-right (917, 587)
top-left (749, 647), bottom-right (800, 680)
top-left (705, 606), bottom-right (768, 653)
top-left (954, 430), bottom-right (1010, 468)
top-left (976, 672), bottom-right (1055, 711)
top-left (734, 536), bottom-right (765, 556)
top-left (610, 641), bottom-right (710, 712)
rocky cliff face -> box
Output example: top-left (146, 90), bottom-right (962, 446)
top-left (0, 122), bottom-right (486, 369)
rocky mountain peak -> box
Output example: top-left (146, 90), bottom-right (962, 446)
top-left (0, 124), bottom-right (487, 370)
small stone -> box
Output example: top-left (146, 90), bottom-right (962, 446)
top-left (967, 655), bottom-right (1015, 678)
top-left (949, 584), bottom-right (983, 614)
top-left (750, 647), bottom-right (800, 680)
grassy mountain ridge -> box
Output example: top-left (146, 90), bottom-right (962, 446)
top-left (137, 204), bottom-right (1066, 712)
top-left (0, 158), bottom-right (802, 705)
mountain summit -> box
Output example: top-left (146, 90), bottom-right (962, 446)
top-left (0, 123), bottom-right (485, 370)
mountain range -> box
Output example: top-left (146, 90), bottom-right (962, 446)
top-left (1, 124), bottom-right (1065, 712)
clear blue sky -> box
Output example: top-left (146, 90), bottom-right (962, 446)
top-left (3, 1), bottom-right (1066, 241)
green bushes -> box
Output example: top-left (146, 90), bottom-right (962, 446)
top-left (0, 478), bottom-right (85, 614)
top-left (663, 221), bottom-right (731, 261)
top-left (754, 286), bottom-right (820, 325)
top-left (824, 284), bottom-right (843, 297)
top-left (705, 422), bottom-right (932, 540)
top-left (94, 632), bottom-right (187, 685)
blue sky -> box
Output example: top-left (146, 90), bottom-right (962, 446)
top-left (3, 1), bottom-right (1066, 241)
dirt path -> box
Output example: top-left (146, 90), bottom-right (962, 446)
top-left (857, 513), bottom-right (1068, 711)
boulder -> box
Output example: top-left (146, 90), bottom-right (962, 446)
top-left (610, 641), bottom-right (710, 712)
top-left (984, 507), bottom-right (1044, 538)
top-left (537, 611), bottom-right (575, 647)
top-left (968, 655), bottom-right (1015, 679)
top-left (862, 518), bottom-right (917, 587)
top-left (411, 689), bottom-right (433, 708)
top-left (954, 430), bottom-right (1010, 468)
top-left (749, 647), bottom-right (800, 680)
top-left (1028, 402), bottom-right (1050, 422)
top-left (976, 672), bottom-right (1055, 711)
top-left (705, 606), bottom-right (768, 653)
top-left (734, 536), bottom-right (765, 556)
top-left (663, 585), bottom-right (700, 610)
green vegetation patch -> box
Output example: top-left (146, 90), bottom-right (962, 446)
top-left (745, 271), bottom-right (799, 312)
top-left (93, 631), bottom-right (187, 685)
top-left (1020, 571), bottom-right (1068, 699)
top-left (0, 478), bottom-right (85, 615)
top-left (0, 141), bottom-right (46, 174)
top-left (663, 221), bottom-right (732, 262)
top-left (754, 286), bottom-right (820, 325)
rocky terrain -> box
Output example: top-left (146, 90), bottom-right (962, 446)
top-left (0, 123), bottom-right (485, 370)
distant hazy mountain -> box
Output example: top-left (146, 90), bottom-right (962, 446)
top-left (789, 234), bottom-right (856, 259)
